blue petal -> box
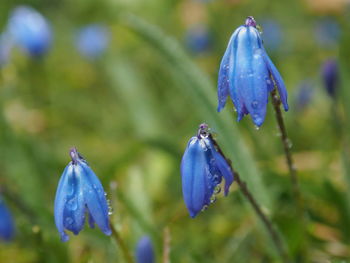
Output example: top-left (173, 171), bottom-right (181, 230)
top-left (54, 165), bottom-right (72, 242)
top-left (263, 51), bottom-right (289, 111)
top-left (217, 29), bottom-right (240, 112)
top-left (234, 26), bottom-right (270, 127)
top-left (226, 27), bottom-right (248, 119)
top-left (0, 199), bottom-right (15, 241)
top-left (210, 148), bottom-right (234, 196)
top-left (62, 164), bottom-right (86, 236)
top-left (136, 236), bottom-right (155, 263)
top-left (80, 161), bottom-right (111, 236)
top-left (181, 137), bottom-right (208, 218)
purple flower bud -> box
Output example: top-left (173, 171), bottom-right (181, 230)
top-left (321, 59), bottom-right (338, 97)
top-left (75, 24), bottom-right (110, 59)
top-left (7, 6), bottom-right (52, 57)
top-left (135, 236), bottom-right (155, 263)
top-left (0, 198), bottom-right (15, 242)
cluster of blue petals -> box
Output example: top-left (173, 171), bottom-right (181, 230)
top-left (135, 236), bottom-right (155, 263)
top-left (181, 124), bottom-right (234, 218)
top-left (217, 16), bottom-right (288, 127)
top-left (54, 148), bottom-right (111, 242)
top-left (7, 5), bottom-right (52, 57)
top-left (0, 198), bottom-right (15, 242)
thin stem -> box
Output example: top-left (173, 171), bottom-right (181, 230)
top-left (270, 89), bottom-right (301, 204)
top-left (209, 134), bottom-right (290, 263)
top-left (162, 227), bottom-right (171, 263)
top-left (110, 223), bottom-right (134, 263)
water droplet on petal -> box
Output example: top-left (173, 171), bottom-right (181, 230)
top-left (65, 217), bottom-right (73, 226)
top-left (251, 100), bottom-right (258, 109)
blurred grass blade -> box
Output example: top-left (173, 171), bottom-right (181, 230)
top-left (118, 13), bottom-right (273, 210)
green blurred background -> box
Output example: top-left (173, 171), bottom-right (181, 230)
top-left (0, 0), bottom-right (350, 262)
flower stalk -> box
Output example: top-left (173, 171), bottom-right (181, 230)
top-left (111, 223), bottom-right (135, 263)
top-left (209, 134), bottom-right (290, 263)
top-left (270, 89), bottom-right (301, 205)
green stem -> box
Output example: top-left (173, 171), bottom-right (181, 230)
top-left (210, 134), bottom-right (290, 263)
top-left (110, 223), bottom-right (134, 263)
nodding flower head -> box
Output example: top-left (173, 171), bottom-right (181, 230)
top-left (321, 59), bottom-right (339, 98)
top-left (75, 24), bottom-right (110, 59)
top-left (181, 124), bottom-right (234, 218)
top-left (54, 147), bottom-right (111, 242)
top-left (7, 5), bottom-right (52, 57)
top-left (217, 16), bottom-right (288, 127)
top-left (0, 198), bottom-right (15, 242)
top-left (135, 236), bottom-right (155, 263)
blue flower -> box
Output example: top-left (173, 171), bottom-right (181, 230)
top-left (0, 198), bottom-right (15, 242)
top-left (294, 80), bottom-right (314, 112)
top-left (181, 124), bottom-right (234, 218)
top-left (7, 5), bottom-right (52, 57)
top-left (217, 16), bottom-right (288, 127)
top-left (75, 24), bottom-right (110, 59)
top-left (54, 148), bottom-right (111, 242)
top-left (135, 236), bottom-right (155, 263)
top-left (185, 24), bottom-right (212, 54)
top-left (321, 59), bottom-right (338, 97)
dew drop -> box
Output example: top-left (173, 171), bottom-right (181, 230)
top-left (65, 217), bottom-right (73, 226)
top-left (214, 185), bottom-right (221, 194)
top-left (201, 205), bottom-right (208, 212)
top-left (210, 196), bottom-right (216, 204)
top-left (67, 199), bottom-right (78, 210)
top-left (251, 100), bottom-right (258, 109)
top-left (254, 125), bottom-right (260, 131)
top-left (286, 139), bottom-right (293, 149)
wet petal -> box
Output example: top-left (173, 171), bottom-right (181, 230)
top-left (234, 26), bottom-right (269, 126)
top-left (62, 164), bottom-right (85, 236)
top-left (264, 52), bottom-right (289, 111)
top-left (54, 165), bottom-right (72, 242)
top-left (80, 162), bottom-right (111, 236)
top-left (181, 137), bottom-right (208, 218)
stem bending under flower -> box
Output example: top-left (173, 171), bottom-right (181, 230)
top-left (209, 134), bottom-right (290, 263)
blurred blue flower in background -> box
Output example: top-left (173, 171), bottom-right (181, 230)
top-left (54, 148), bottom-right (112, 242)
top-left (75, 24), bottom-right (110, 59)
top-left (181, 124), bottom-right (234, 218)
top-left (259, 19), bottom-right (282, 51)
top-left (217, 16), bottom-right (288, 127)
top-left (0, 197), bottom-right (15, 242)
top-left (321, 59), bottom-right (338, 98)
top-left (294, 80), bottom-right (314, 112)
top-left (185, 24), bottom-right (212, 54)
top-left (0, 33), bottom-right (13, 67)
top-left (314, 18), bottom-right (340, 49)
top-left (135, 236), bottom-right (155, 263)
top-left (7, 5), bottom-right (52, 57)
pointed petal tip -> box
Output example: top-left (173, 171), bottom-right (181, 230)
top-left (60, 232), bottom-right (69, 242)
top-left (104, 228), bottom-right (112, 236)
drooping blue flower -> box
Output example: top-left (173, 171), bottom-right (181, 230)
top-left (135, 236), bottom-right (155, 263)
top-left (321, 59), bottom-right (338, 97)
top-left (181, 124), bottom-right (234, 218)
top-left (7, 5), bottom-right (52, 57)
top-left (0, 197), bottom-right (15, 242)
top-left (217, 16), bottom-right (289, 127)
top-left (54, 148), bottom-right (112, 242)
top-left (75, 24), bottom-right (110, 59)
top-left (185, 24), bottom-right (212, 54)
